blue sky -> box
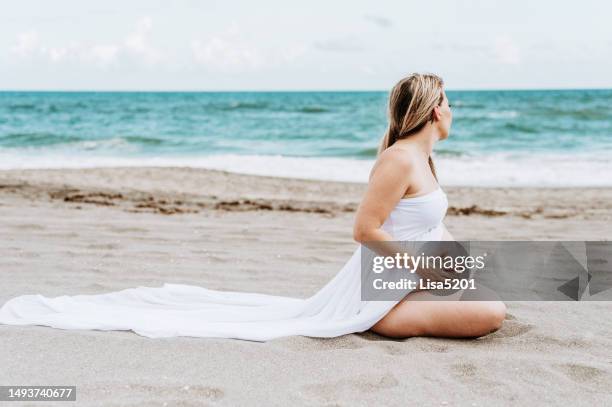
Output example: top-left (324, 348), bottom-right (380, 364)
top-left (1, 0), bottom-right (610, 90)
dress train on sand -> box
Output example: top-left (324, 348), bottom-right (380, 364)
top-left (0, 187), bottom-right (448, 341)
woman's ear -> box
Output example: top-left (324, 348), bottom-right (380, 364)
top-left (430, 105), bottom-right (442, 123)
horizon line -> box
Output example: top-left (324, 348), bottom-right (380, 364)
top-left (1, 86), bottom-right (611, 93)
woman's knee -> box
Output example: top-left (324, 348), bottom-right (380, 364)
top-left (478, 300), bottom-right (506, 334)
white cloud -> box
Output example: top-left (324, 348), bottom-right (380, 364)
top-left (46, 47), bottom-right (68, 62)
top-left (191, 23), bottom-right (306, 72)
top-left (192, 37), bottom-right (264, 71)
top-left (42, 41), bottom-right (81, 63)
top-left (123, 16), bottom-right (162, 64)
top-left (87, 45), bottom-right (120, 66)
top-left (494, 36), bottom-right (521, 65)
top-left (11, 31), bottom-right (40, 57)
top-left (11, 32), bottom-right (80, 63)
top-left (9, 17), bottom-right (163, 68)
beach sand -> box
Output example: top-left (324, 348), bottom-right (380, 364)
top-left (1, 167), bottom-right (611, 406)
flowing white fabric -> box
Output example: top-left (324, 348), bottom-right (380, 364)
top-left (0, 187), bottom-right (448, 341)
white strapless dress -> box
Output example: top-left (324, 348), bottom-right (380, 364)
top-left (0, 187), bottom-right (448, 341)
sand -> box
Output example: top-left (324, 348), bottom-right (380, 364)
top-left (1, 167), bottom-right (611, 406)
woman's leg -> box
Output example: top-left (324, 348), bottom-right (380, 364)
top-left (371, 288), bottom-right (506, 339)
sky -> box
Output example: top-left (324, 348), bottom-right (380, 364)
top-left (1, 0), bottom-right (611, 91)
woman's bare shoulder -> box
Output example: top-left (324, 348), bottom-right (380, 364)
top-left (369, 145), bottom-right (417, 180)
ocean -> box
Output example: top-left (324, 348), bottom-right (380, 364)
top-left (1, 89), bottom-right (611, 186)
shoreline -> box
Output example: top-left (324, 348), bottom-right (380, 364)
top-left (6, 164), bottom-right (612, 188)
top-left (1, 154), bottom-right (611, 187)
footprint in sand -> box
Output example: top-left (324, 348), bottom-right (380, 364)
top-left (556, 362), bottom-right (612, 390)
top-left (558, 363), bottom-right (605, 382)
top-left (449, 361), bottom-right (505, 390)
top-left (180, 385), bottom-right (225, 401)
top-left (300, 372), bottom-right (399, 403)
top-left (529, 333), bottom-right (589, 349)
top-left (451, 361), bottom-right (478, 378)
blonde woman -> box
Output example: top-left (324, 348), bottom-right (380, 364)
top-left (355, 73), bottom-right (506, 338)
top-left (0, 73), bottom-right (505, 341)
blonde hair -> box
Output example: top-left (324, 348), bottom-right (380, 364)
top-left (378, 73), bottom-right (445, 180)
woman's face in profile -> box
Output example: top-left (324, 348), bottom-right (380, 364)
top-left (437, 90), bottom-right (453, 140)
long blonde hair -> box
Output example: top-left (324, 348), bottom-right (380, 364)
top-left (378, 73), bottom-right (445, 180)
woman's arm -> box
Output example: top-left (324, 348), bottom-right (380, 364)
top-left (353, 149), bottom-right (414, 244)
top-left (354, 149), bottom-right (452, 280)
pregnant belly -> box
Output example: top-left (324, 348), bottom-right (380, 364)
top-left (397, 223), bottom-right (446, 241)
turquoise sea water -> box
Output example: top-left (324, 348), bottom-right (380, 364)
top-left (1, 90), bottom-right (611, 186)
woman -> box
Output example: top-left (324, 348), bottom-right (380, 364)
top-left (0, 73), bottom-right (505, 341)
top-left (356, 73), bottom-right (506, 338)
